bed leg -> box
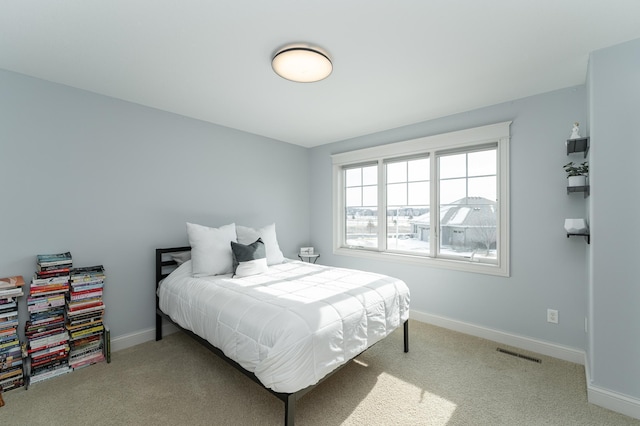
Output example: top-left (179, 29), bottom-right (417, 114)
top-left (284, 394), bottom-right (296, 426)
top-left (403, 320), bottom-right (409, 353)
top-left (156, 313), bottom-right (163, 341)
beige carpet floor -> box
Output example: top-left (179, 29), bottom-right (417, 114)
top-left (1, 320), bottom-right (638, 425)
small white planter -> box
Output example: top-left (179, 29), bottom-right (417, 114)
top-left (567, 175), bottom-right (587, 187)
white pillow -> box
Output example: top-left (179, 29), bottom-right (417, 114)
top-left (170, 251), bottom-right (191, 266)
top-left (186, 222), bottom-right (237, 277)
top-left (236, 223), bottom-right (285, 265)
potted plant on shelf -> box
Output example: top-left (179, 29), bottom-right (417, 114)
top-left (563, 161), bottom-right (589, 187)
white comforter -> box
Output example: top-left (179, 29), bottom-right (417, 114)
top-left (158, 259), bottom-right (410, 393)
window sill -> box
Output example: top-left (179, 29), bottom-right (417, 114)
top-left (333, 247), bottom-right (510, 277)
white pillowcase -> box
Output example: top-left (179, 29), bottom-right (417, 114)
top-left (170, 251), bottom-right (191, 266)
top-left (186, 222), bottom-right (237, 277)
top-left (236, 223), bottom-right (285, 266)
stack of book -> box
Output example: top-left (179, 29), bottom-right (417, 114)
top-left (66, 265), bottom-right (106, 369)
top-left (25, 252), bottom-right (73, 385)
top-left (0, 275), bottom-right (25, 392)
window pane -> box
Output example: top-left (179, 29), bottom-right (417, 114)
top-left (438, 149), bottom-right (498, 264)
top-left (386, 162), bottom-right (406, 184)
top-left (439, 154), bottom-right (466, 179)
top-left (346, 187), bottom-right (362, 207)
top-left (362, 185), bottom-right (378, 206)
top-left (386, 158), bottom-right (430, 255)
top-left (468, 150), bottom-right (496, 177)
top-left (345, 168), bottom-right (361, 187)
top-left (346, 208), bottom-right (378, 249)
top-left (408, 158), bottom-right (429, 181)
top-left (387, 207), bottom-right (430, 255)
top-left (344, 165), bottom-right (378, 249)
top-left (439, 178), bottom-right (466, 204)
top-left (362, 166), bottom-right (377, 185)
top-left (387, 183), bottom-right (407, 206)
top-left (468, 176), bottom-right (496, 201)
top-left (439, 199), bottom-right (497, 262)
top-left (408, 182), bottom-right (429, 205)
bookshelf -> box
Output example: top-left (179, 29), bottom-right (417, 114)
top-left (0, 275), bottom-right (26, 397)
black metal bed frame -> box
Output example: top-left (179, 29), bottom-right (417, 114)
top-left (155, 246), bottom-right (409, 426)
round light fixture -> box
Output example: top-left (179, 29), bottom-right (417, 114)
top-left (272, 45), bottom-right (332, 83)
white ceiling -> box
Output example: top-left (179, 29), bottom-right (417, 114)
top-left (2, 1), bottom-right (640, 148)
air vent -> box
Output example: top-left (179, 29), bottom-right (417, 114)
top-left (497, 348), bottom-right (542, 363)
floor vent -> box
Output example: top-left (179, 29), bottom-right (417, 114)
top-left (497, 348), bottom-right (542, 363)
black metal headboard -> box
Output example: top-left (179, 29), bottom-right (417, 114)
top-left (155, 246), bottom-right (190, 341)
top-left (155, 246), bottom-right (190, 289)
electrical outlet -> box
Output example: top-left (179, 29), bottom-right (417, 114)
top-left (547, 309), bottom-right (559, 324)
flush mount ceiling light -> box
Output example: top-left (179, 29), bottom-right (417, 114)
top-left (271, 45), bottom-right (332, 83)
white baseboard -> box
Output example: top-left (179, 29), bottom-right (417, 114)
top-left (410, 309), bottom-right (585, 364)
top-left (587, 384), bottom-right (640, 420)
top-left (110, 320), bottom-right (178, 353)
top-left (583, 353), bottom-right (640, 420)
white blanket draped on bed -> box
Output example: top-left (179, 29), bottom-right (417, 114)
top-left (158, 259), bottom-right (410, 393)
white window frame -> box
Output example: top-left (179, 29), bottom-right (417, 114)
top-left (332, 121), bottom-right (511, 277)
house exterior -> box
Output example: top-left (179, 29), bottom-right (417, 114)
top-left (411, 197), bottom-right (497, 254)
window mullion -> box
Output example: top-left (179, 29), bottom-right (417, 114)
top-left (430, 153), bottom-right (438, 257)
top-left (378, 159), bottom-right (386, 251)
top-left (465, 153), bottom-right (469, 199)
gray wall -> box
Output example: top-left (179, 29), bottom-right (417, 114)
top-left (310, 86), bottom-right (589, 351)
top-left (588, 38), bottom-right (640, 400)
top-left (0, 69), bottom-right (310, 339)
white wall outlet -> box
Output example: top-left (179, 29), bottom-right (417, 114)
top-left (547, 309), bottom-right (559, 324)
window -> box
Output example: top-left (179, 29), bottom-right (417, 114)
top-left (386, 157), bottom-right (430, 255)
top-left (438, 147), bottom-right (497, 263)
top-left (345, 164), bottom-right (378, 249)
top-left (332, 122), bottom-right (510, 276)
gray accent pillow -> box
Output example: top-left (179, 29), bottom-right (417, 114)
top-left (231, 238), bottom-right (268, 278)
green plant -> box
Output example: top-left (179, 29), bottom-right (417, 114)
top-left (563, 161), bottom-right (589, 177)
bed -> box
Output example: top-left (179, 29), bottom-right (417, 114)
top-left (155, 244), bottom-right (410, 425)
